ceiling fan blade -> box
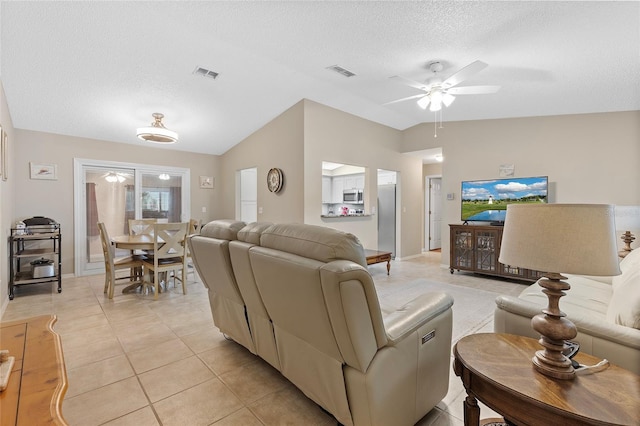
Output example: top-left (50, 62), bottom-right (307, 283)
top-left (383, 93), bottom-right (427, 105)
top-left (447, 85), bottom-right (501, 95)
top-left (389, 75), bottom-right (429, 91)
top-left (442, 60), bottom-right (488, 88)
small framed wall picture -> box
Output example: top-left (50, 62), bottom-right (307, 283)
top-left (499, 164), bottom-right (515, 177)
top-left (30, 162), bottom-right (58, 180)
top-left (199, 176), bottom-right (214, 189)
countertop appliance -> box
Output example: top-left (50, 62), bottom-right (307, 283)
top-left (31, 258), bottom-right (55, 278)
top-left (23, 216), bottom-right (59, 233)
top-left (343, 189), bottom-right (363, 204)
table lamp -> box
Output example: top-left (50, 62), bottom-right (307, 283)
top-left (499, 204), bottom-right (620, 380)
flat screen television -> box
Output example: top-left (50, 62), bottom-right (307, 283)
top-left (461, 176), bottom-right (548, 223)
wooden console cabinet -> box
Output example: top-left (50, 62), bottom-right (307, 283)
top-left (450, 224), bottom-right (544, 282)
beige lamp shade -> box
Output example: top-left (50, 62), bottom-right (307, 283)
top-left (499, 204), bottom-right (621, 276)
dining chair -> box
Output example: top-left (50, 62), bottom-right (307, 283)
top-left (128, 218), bottom-right (157, 236)
top-left (185, 218), bottom-right (201, 282)
top-left (128, 218), bottom-right (157, 257)
top-left (141, 222), bottom-right (189, 300)
top-left (98, 222), bottom-right (144, 299)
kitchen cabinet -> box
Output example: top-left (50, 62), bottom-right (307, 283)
top-left (344, 176), bottom-right (356, 189)
top-left (343, 173), bottom-right (365, 190)
top-left (378, 171), bottom-right (396, 185)
top-left (331, 176), bottom-right (344, 203)
top-left (8, 225), bottom-right (62, 300)
top-left (322, 176), bottom-right (332, 203)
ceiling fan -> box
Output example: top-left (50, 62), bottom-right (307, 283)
top-left (101, 171), bottom-right (132, 183)
top-left (386, 60), bottom-right (500, 112)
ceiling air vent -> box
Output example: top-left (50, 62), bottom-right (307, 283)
top-left (326, 65), bottom-right (356, 77)
top-left (193, 66), bottom-right (219, 80)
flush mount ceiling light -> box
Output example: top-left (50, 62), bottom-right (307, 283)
top-left (137, 113), bottom-right (178, 144)
top-left (159, 173), bottom-right (170, 180)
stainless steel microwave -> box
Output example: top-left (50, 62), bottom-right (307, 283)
top-left (343, 189), bottom-right (363, 204)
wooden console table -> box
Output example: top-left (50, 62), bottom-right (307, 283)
top-left (0, 315), bottom-right (68, 425)
top-left (453, 333), bottom-right (640, 426)
top-left (450, 224), bottom-right (544, 282)
top-left (364, 249), bottom-right (392, 275)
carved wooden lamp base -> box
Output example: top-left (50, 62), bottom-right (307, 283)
top-left (531, 273), bottom-right (577, 380)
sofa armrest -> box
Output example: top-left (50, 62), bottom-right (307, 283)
top-left (495, 295), bottom-right (640, 350)
top-left (383, 292), bottom-right (454, 344)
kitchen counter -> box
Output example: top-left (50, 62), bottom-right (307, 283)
top-left (320, 214), bottom-right (372, 218)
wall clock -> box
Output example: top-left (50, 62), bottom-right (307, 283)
top-left (267, 168), bottom-right (284, 193)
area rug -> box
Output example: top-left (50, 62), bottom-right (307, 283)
top-left (375, 279), bottom-right (499, 343)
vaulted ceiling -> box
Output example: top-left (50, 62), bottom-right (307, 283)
top-left (1, 1), bottom-right (638, 155)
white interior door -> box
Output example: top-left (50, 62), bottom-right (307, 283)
top-left (429, 177), bottom-right (442, 250)
top-left (239, 167), bottom-right (257, 223)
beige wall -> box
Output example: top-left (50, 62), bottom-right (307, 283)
top-left (403, 111), bottom-right (640, 264)
top-left (220, 99), bottom-right (424, 257)
top-left (220, 101), bottom-right (305, 223)
top-left (1, 81), bottom-right (16, 315)
top-left (11, 130), bottom-right (221, 277)
top-left (3, 81), bottom-right (638, 319)
top-left (303, 100), bottom-right (423, 256)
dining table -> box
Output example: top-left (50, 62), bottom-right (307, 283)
top-left (111, 234), bottom-right (156, 252)
top-left (111, 234), bottom-right (159, 293)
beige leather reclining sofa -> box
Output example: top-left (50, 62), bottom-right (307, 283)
top-left (189, 220), bottom-right (454, 426)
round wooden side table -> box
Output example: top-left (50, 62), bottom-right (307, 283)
top-left (453, 333), bottom-right (640, 426)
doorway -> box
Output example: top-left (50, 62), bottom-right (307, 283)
top-left (74, 159), bottom-right (190, 276)
top-left (425, 176), bottom-right (442, 251)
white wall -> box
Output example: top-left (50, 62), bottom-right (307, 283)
top-left (402, 111), bottom-right (640, 264)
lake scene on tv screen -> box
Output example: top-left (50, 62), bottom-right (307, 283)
top-left (461, 176), bottom-right (548, 222)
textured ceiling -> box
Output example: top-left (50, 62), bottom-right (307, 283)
top-left (1, 1), bottom-right (639, 155)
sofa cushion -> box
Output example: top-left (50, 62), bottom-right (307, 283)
top-left (200, 219), bottom-right (246, 241)
top-left (607, 249), bottom-right (640, 329)
top-left (617, 246), bottom-right (640, 277)
top-left (237, 222), bottom-right (273, 245)
top-left (519, 274), bottom-right (612, 317)
top-left (259, 223), bottom-right (367, 267)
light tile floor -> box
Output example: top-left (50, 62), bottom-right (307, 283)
top-left (2, 252), bottom-right (527, 425)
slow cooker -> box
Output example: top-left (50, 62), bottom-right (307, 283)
top-left (31, 258), bottom-right (55, 278)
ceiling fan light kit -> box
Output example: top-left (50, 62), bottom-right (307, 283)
top-left (137, 113), bottom-right (179, 144)
top-left (105, 172), bottom-right (126, 183)
top-left (388, 60), bottom-right (501, 135)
